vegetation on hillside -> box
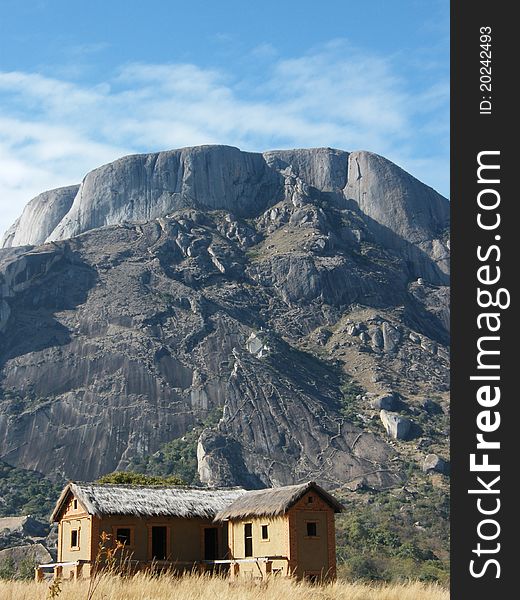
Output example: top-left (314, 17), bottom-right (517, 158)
top-left (337, 378), bottom-right (365, 427)
top-left (0, 461), bottom-right (62, 519)
top-left (127, 408), bottom-right (223, 485)
top-left (335, 481), bottom-right (450, 585)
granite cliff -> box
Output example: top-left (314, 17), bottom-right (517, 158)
top-left (0, 145), bottom-right (449, 493)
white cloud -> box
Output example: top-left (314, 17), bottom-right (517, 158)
top-left (0, 40), bottom-right (449, 238)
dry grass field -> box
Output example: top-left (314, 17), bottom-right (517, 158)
top-left (0, 573), bottom-right (449, 600)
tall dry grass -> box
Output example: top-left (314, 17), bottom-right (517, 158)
top-left (0, 572), bottom-right (449, 600)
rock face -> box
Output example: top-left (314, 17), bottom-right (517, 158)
top-left (48, 146), bottom-right (281, 243)
top-left (1, 186), bottom-right (79, 248)
top-left (3, 146), bottom-right (449, 287)
top-left (0, 145), bottom-right (450, 491)
top-left (344, 152), bottom-right (449, 284)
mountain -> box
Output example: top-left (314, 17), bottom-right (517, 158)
top-left (0, 145), bottom-right (449, 493)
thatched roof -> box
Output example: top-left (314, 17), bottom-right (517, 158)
top-left (51, 483), bottom-right (246, 522)
top-left (214, 481), bottom-right (344, 521)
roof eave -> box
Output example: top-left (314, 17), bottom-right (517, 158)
top-left (214, 482), bottom-right (344, 522)
top-left (50, 483), bottom-right (74, 523)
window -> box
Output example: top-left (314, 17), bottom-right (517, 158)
top-left (73, 499), bottom-right (78, 510)
top-left (70, 529), bottom-right (79, 548)
top-left (116, 527), bottom-right (132, 546)
top-left (307, 495), bottom-right (313, 504)
top-left (306, 522), bottom-right (317, 537)
top-left (261, 524), bottom-right (269, 540)
top-left (244, 523), bottom-right (253, 557)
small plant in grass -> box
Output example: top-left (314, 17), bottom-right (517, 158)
top-left (86, 532), bottom-right (128, 600)
top-left (46, 577), bottom-right (62, 599)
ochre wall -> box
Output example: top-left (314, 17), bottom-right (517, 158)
top-left (58, 495), bottom-right (92, 563)
top-left (93, 514), bottom-right (226, 563)
top-left (288, 491), bottom-right (336, 579)
top-left (229, 515), bottom-right (290, 576)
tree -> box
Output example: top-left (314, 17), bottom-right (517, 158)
top-left (96, 471), bottom-right (185, 486)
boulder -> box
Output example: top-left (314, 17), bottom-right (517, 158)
top-left (370, 327), bottom-right (384, 350)
top-left (0, 543), bottom-right (52, 573)
top-left (371, 393), bottom-right (399, 411)
top-left (421, 399), bottom-right (444, 415)
top-left (380, 410), bottom-right (412, 440)
top-left (423, 454), bottom-right (450, 475)
top-left (245, 332), bottom-right (270, 358)
top-left (382, 322), bottom-right (401, 353)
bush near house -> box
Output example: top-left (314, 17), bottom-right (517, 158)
top-left (96, 472), bottom-right (185, 486)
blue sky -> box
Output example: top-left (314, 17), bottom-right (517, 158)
top-left (0, 0), bottom-right (449, 237)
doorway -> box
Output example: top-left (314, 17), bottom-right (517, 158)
top-left (244, 523), bottom-right (253, 557)
top-left (151, 526), bottom-right (167, 560)
top-left (204, 527), bottom-right (219, 560)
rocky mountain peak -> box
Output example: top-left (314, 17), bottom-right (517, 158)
top-left (0, 145), bottom-right (449, 493)
top-left (2, 145), bottom-right (448, 283)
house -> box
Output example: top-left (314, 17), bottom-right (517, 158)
top-left (42, 482), bottom-right (245, 580)
top-left (215, 481), bottom-right (343, 581)
top-left (37, 480), bottom-right (342, 582)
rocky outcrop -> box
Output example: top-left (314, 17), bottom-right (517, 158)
top-left (371, 393), bottom-right (400, 411)
top-left (47, 146), bottom-right (282, 242)
top-left (0, 145), bottom-right (450, 491)
top-left (262, 147), bottom-right (349, 191)
top-left (3, 145), bottom-right (449, 285)
top-left (344, 151), bottom-right (449, 284)
top-left (0, 516), bottom-right (51, 553)
top-left (380, 410), bottom-right (412, 440)
top-left (1, 186), bottom-right (79, 248)
top-left (421, 399), bottom-right (444, 415)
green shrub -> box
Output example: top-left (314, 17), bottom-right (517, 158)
top-left (96, 472), bottom-right (185, 486)
top-left (0, 557), bottom-right (16, 580)
top-left (343, 556), bottom-right (382, 581)
top-left (17, 557), bottom-right (37, 581)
